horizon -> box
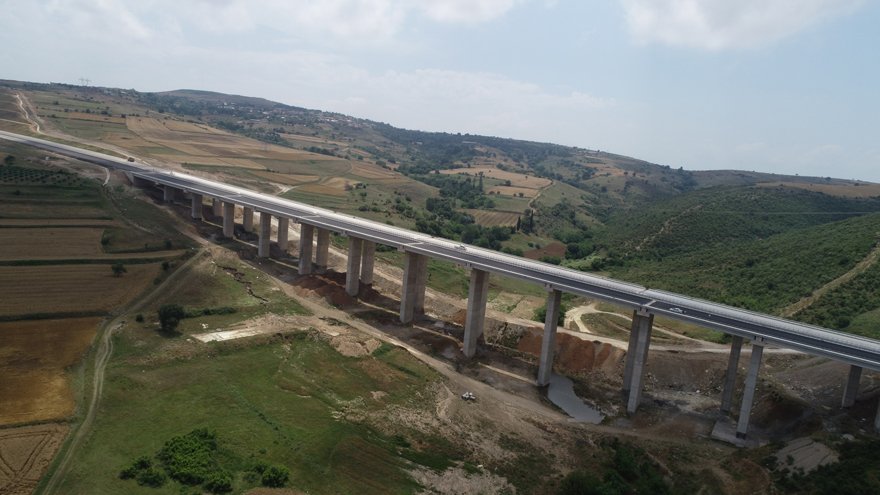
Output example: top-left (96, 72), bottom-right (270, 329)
top-left (2, 1), bottom-right (878, 181)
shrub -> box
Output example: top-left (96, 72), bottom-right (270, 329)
top-left (136, 467), bottom-right (167, 487)
top-left (204, 471), bottom-right (233, 493)
top-left (261, 465), bottom-right (290, 487)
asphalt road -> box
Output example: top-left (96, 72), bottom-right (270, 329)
top-left (4, 129), bottom-right (880, 370)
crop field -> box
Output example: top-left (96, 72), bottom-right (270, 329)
top-left (0, 317), bottom-right (101, 424)
top-left (0, 423), bottom-right (69, 495)
top-left (757, 181), bottom-right (880, 198)
top-left (462, 209), bottom-right (520, 227)
top-left (0, 227), bottom-right (105, 260)
top-left (487, 185), bottom-right (539, 198)
top-left (0, 264), bottom-right (162, 317)
top-left (440, 166), bottom-right (552, 189)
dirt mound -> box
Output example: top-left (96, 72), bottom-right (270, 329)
top-left (292, 273), bottom-right (356, 307)
top-left (517, 329), bottom-right (624, 375)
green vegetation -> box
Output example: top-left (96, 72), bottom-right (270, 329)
top-left (796, 260), bottom-right (880, 335)
top-left (558, 440), bottom-right (670, 495)
top-left (772, 438), bottom-right (880, 494)
top-left (158, 304), bottom-right (185, 334)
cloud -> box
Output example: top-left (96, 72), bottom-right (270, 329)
top-left (418, 0), bottom-right (524, 24)
top-left (621, 0), bottom-right (864, 50)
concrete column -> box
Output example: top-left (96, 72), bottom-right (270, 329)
top-left (400, 252), bottom-right (426, 324)
top-left (346, 237), bottom-right (364, 297)
top-left (736, 344), bottom-right (764, 439)
top-left (875, 401), bottom-right (880, 432)
top-left (315, 228), bottom-right (330, 271)
top-left (298, 224), bottom-right (315, 275)
top-left (360, 240), bottom-right (376, 285)
top-left (720, 335), bottom-right (744, 414)
top-left (277, 217), bottom-right (289, 252)
top-left (190, 193), bottom-right (203, 219)
top-left (622, 310), bottom-right (641, 395)
top-left (537, 289), bottom-right (563, 387)
top-left (258, 212), bottom-right (271, 258)
top-left (462, 269), bottom-right (490, 358)
top-left (212, 198), bottom-right (222, 216)
top-left (626, 311), bottom-right (654, 414)
top-left (842, 365), bottom-right (863, 408)
top-left (242, 207), bottom-right (254, 232)
top-left (414, 255), bottom-right (428, 314)
top-left (222, 202), bottom-right (235, 238)
top-left (163, 185), bottom-right (176, 202)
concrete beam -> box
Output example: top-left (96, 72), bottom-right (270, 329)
top-left (315, 228), bottom-right (330, 271)
top-left (258, 212), bottom-right (271, 258)
top-left (242, 207), bottom-right (254, 232)
top-left (298, 223), bottom-right (314, 275)
top-left (360, 240), bottom-right (376, 285)
top-left (190, 193), bottom-right (203, 219)
top-left (736, 344), bottom-right (764, 439)
top-left (400, 252), bottom-right (426, 324)
top-left (277, 217), bottom-right (289, 252)
top-left (346, 237), bottom-right (364, 297)
top-left (414, 254), bottom-right (428, 314)
top-left (462, 269), bottom-right (490, 358)
top-left (626, 311), bottom-right (654, 414)
top-left (222, 202), bottom-right (235, 238)
top-left (720, 335), bottom-right (744, 414)
top-left (537, 289), bottom-right (563, 386)
top-left (842, 365), bottom-right (862, 408)
top-left (212, 198), bottom-right (222, 217)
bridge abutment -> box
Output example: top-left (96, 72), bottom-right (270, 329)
top-left (346, 237), bottom-right (364, 297)
top-left (735, 344), bottom-right (764, 439)
top-left (537, 289), bottom-right (563, 386)
top-left (720, 335), bottom-right (744, 414)
top-left (299, 224), bottom-right (315, 275)
top-left (463, 269), bottom-right (490, 358)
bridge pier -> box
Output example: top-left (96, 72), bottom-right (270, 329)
top-left (462, 269), bottom-right (490, 358)
top-left (299, 224), bottom-right (315, 275)
top-left (736, 344), bottom-right (764, 439)
top-left (625, 310), bottom-right (654, 414)
top-left (242, 207), bottom-right (254, 232)
top-left (400, 252), bottom-right (427, 324)
top-left (537, 289), bottom-right (563, 386)
top-left (414, 255), bottom-right (428, 314)
top-left (258, 212), bottom-right (271, 258)
top-left (190, 193), bottom-right (203, 220)
top-left (277, 217), bottom-right (289, 252)
top-left (315, 228), bottom-right (330, 272)
top-left (720, 335), bottom-right (744, 414)
top-left (212, 198), bottom-right (223, 217)
top-left (361, 241), bottom-right (375, 285)
top-left (163, 185), bottom-right (177, 203)
top-left (842, 365), bottom-right (862, 408)
top-left (222, 202), bottom-right (235, 238)
top-left (346, 237), bottom-right (363, 297)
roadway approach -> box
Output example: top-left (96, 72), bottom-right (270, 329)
top-left (3, 129), bottom-right (880, 439)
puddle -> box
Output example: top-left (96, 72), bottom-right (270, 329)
top-left (546, 373), bottom-right (604, 423)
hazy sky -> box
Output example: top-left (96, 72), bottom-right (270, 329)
top-left (2, 0), bottom-right (878, 181)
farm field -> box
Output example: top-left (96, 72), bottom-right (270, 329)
top-left (0, 227), bottom-right (105, 259)
top-left (0, 423), bottom-right (69, 495)
top-left (440, 166), bottom-right (552, 190)
top-left (756, 181), bottom-right (880, 198)
top-left (462, 208), bottom-right (520, 227)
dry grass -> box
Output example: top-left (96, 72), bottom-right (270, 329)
top-left (350, 163), bottom-right (398, 180)
top-left (63, 112), bottom-right (126, 124)
top-left (0, 317), bottom-right (101, 425)
top-left (757, 181), bottom-right (880, 198)
top-left (0, 228), bottom-right (104, 260)
top-left (0, 203), bottom-right (108, 219)
top-left (249, 170), bottom-right (319, 186)
top-left (0, 264), bottom-right (161, 316)
top-left (0, 423), bottom-right (69, 494)
top-left (0, 219), bottom-right (118, 227)
top-left (462, 209), bottom-right (521, 227)
top-left (487, 186), bottom-right (539, 198)
top-left (440, 167), bottom-right (552, 189)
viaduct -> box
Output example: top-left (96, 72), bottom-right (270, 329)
top-left (3, 130), bottom-right (880, 441)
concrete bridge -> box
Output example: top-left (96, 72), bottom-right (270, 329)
top-left (4, 129), bottom-right (880, 440)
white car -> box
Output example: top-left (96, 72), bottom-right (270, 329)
top-left (669, 307), bottom-right (684, 314)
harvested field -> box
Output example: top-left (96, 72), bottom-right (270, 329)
top-left (524, 241), bottom-right (566, 260)
top-left (0, 317), bottom-right (101, 425)
top-left (297, 181), bottom-right (348, 196)
top-left (62, 112), bottom-right (126, 124)
top-left (463, 209), bottom-right (520, 227)
top-left (0, 228), bottom-right (104, 260)
top-left (487, 186), bottom-right (539, 198)
top-left (0, 423), bottom-right (69, 495)
top-left (0, 264), bottom-right (161, 317)
top-left (440, 167), bottom-right (552, 189)
top-left (249, 171), bottom-right (319, 186)
top-left (350, 163), bottom-right (398, 180)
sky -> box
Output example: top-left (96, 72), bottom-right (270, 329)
top-left (1, 0), bottom-right (878, 181)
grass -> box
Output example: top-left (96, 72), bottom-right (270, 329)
top-left (60, 334), bottom-right (446, 495)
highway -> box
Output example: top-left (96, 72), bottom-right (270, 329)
top-left (4, 129), bottom-right (880, 371)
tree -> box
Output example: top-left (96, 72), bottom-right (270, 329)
top-left (261, 465), bottom-right (290, 487)
top-left (111, 263), bottom-right (127, 277)
top-left (158, 304), bottom-right (185, 334)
